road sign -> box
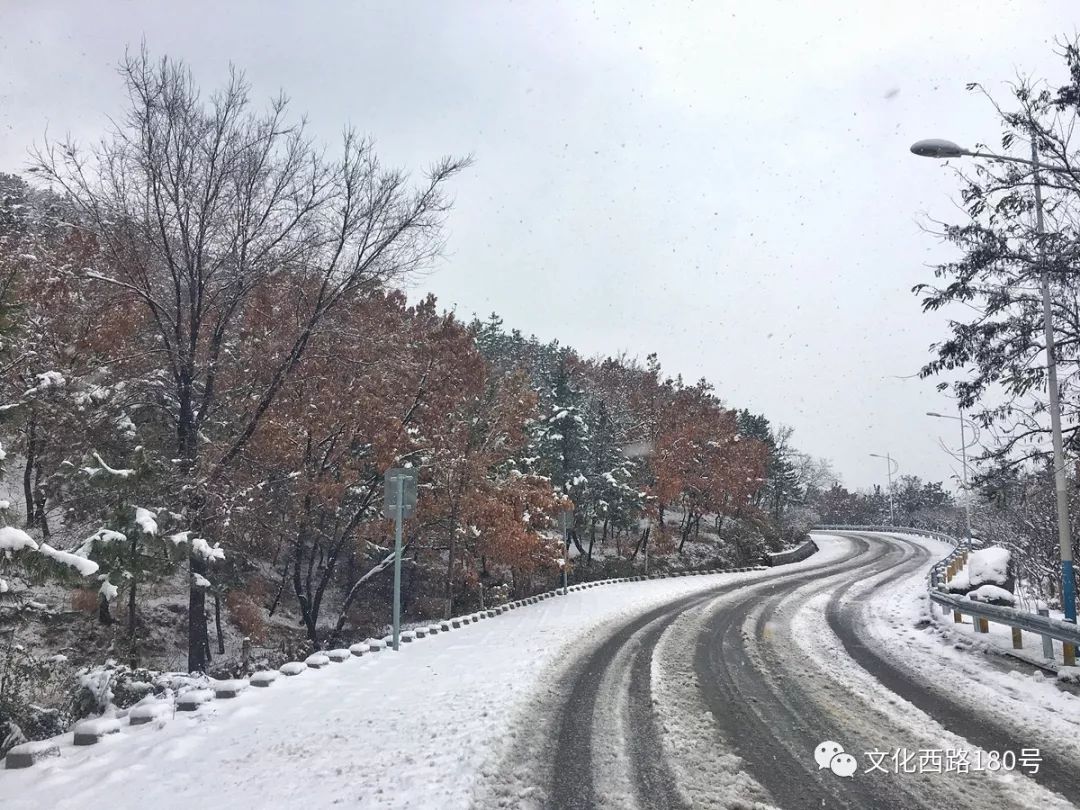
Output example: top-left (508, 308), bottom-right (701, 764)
top-left (383, 468), bottom-right (418, 518)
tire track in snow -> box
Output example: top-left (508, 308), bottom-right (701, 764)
top-left (691, 535), bottom-right (916, 809)
top-left (543, 540), bottom-right (871, 809)
top-left (746, 531), bottom-right (1071, 809)
top-left (826, 531), bottom-right (1080, 803)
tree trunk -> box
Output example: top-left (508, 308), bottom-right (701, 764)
top-left (291, 534), bottom-right (319, 647)
top-left (22, 417), bottom-right (34, 528)
top-left (267, 562), bottom-right (289, 617)
top-left (214, 592), bottom-right (225, 655)
top-left (180, 377), bottom-right (213, 673)
top-left (98, 593), bottom-right (113, 625)
top-left (630, 526), bottom-right (649, 561)
top-left (445, 505), bottom-right (459, 619)
top-left (128, 579), bottom-right (137, 640)
top-left (188, 554), bottom-right (212, 672)
top-left (678, 510), bottom-right (695, 553)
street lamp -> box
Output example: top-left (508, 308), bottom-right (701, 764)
top-left (912, 135), bottom-right (1078, 624)
top-left (869, 453), bottom-right (899, 524)
top-left (926, 410), bottom-right (976, 547)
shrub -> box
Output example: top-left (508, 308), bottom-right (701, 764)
top-left (225, 588), bottom-right (268, 644)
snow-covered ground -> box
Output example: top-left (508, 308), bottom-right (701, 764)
top-left (9, 531), bottom-right (1068, 809)
top-left (0, 564), bottom-right (812, 810)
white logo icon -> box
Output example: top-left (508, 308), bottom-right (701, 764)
top-left (815, 740), bottom-right (857, 777)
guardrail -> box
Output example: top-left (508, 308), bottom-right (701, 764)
top-left (812, 524), bottom-right (1079, 669)
top-left (812, 524), bottom-right (959, 544)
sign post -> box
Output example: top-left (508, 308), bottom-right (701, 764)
top-left (384, 468), bottom-right (418, 651)
top-left (560, 508), bottom-right (574, 595)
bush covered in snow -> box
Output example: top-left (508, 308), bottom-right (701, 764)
top-left (0, 642), bottom-right (78, 756)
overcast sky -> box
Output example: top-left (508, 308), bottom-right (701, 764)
top-left (1, 1), bottom-right (1077, 490)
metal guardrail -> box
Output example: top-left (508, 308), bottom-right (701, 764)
top-left (812, 524), bottom-right (958, 544)
top-left (812, 524), bottom-right (1079, 666)
top-left (929, 590), bottom-right (1080, 647)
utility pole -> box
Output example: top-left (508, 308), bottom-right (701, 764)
top-left (384, 468), bottom-right (418, 650)
top-left (926, 409), bottom-right (976, 550)
top-left (1031, 140), bottom-right (1077, 624)
top-left (911, 135), bottom-right (1078, 622)
top-left (870, 453), bottom-right (898, 524)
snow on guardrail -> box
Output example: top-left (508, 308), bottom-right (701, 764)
top-left (813, 524), bottom-right (1080, 670)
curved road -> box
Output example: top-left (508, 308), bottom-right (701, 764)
top-left (486, 532), bottom-right (1080, 810)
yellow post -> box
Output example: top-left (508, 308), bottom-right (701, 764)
top-left (1012, 627), bottom-right (1023, 649)
top-left (1065, 643), bottom-right (1076, 667)
top-left (953, 610), bottom-right (963, 624)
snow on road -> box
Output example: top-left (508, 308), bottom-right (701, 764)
top-left (0, 562), bottom-right (823, 810)
top-left (789, 531), bottom-right (1078, 809)
top-left (852, 533), bottom-right (1080, 769)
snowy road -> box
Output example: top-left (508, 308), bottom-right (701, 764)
top-left (479, 532), bottom-right (1080, 810)
top-left (6, 533), bottom-right (1080, 810)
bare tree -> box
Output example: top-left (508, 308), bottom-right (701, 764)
top-left (30, 48), bottom-right (467, 672)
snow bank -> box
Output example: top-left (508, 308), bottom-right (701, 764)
top-left (1057, 666), bottom-right (1080, 684)
top-left (970, 546), bottom-right (1010, 585)
top-left (946, 545), bottom-right (1011, 592)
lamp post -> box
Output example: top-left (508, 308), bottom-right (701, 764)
top-left (869, 453), bottom-right (899, 524)
top-left (912, 136), bottom-right (1077, 624)
top-left (927, 410), bottom-right (976, 547)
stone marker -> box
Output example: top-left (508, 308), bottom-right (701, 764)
top-left (73, 717), bottom-right (122, 745)
top-left (177, 689), bottom-right (215, 711)
top-left (349, 643), bottom-right (370, 657)
top-left (327, 649), bottom-right (352, 662)
top-left (250, 670), bottom-right (279, 687)
top-left (129, 701), bottom-right (173, 725)
top-left (279, 661), bottom-right (307, 676)
top-left (5, 740), bottom-right (60, 769)
top-left (211, 679), bottom-right (248, 699)
top-left (305, 653), bottom-right (331, 668)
